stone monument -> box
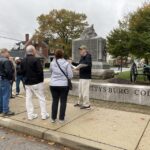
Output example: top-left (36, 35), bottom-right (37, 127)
top-left (72, 25), bottom-right (114, 79)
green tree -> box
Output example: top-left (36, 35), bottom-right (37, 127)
top-left (107, 2), bottom-right (150, 67)
top-left (107, 29), bottom-right (129, 57)
top-left (107, 22), bottom-right (130, 71)
top-left (35, 9), bottom-right (88, 56)
top-left (129, 3), bottom-right (150, 64)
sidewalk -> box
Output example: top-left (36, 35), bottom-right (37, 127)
top-left (1, 85), bottom-right (150, 150)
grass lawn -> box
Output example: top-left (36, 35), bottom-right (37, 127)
top-left (116, 70), bottom-right (147, 82)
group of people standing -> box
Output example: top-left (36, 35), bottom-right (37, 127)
top-left (0, 44), bottom-right (92, 123)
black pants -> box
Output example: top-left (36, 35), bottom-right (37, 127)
top-left (50, 86), bottom-right (69, 120)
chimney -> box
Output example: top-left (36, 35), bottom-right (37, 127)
top-left (25, 34), bottom-right (29, 42)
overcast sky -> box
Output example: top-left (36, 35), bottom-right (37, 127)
top-left (0, 0), bottom-right (146, 49)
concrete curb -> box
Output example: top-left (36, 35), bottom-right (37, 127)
top-left (0, 117), bottom-right (123, 150)
top-left (44, 130), bottom-right (123, 150)
top-left (0, 117), bottom-right (47, 138)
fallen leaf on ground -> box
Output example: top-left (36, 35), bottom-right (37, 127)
top-left (1, 136), bottom-right (6, 139)
top-left (41, 139), bottom-right (45, 142)
top-left (48, 142), bottom-right (55, 145)
top-left (64, 147), bottom-right (71, 150)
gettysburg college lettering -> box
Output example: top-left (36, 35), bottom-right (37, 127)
top-left (90, 85), bottom-right (150, 97)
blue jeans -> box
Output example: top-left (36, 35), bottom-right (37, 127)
top-left (16, 75), bottom-right (24, 94)
top-left (0, 79), bottom-right (11, 113)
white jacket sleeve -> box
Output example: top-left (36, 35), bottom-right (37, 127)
top-left (67, 63), bottom-right (73, 79)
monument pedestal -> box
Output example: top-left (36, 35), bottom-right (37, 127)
top-left (92, 69), bottom-right (114, 79)
top-left (92, 61), bottom-right (110, 69)
top-left (73, 61), bottom-right (114, 80)
top-left (73, 69), bottom-right (114, 80)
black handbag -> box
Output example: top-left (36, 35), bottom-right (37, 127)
top-left (56, 59), bottom-right (73, 90)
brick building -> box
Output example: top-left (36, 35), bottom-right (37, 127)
top-left (10, 34), bottom-right (49, 65)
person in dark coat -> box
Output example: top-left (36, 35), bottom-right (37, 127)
top-left (15, 57), bottom-right (24, 95)
top-left (0, 49), bottom-right (15, 116)
top-left (72, 45), bottom-right (92, 109)
top-left (21, 45), bottom-right (49, 120)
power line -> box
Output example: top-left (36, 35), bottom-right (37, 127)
top-left (0, 30), bottom-right (22, 37)
top-left (0, 35), bottom-right (21, 42)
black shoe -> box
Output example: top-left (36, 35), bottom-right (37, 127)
top-left (80, 105), bottom-right (91, 110)
top-left (74, 104), bottom-right (81, 107)
top-left (10, 96), bottom-right (15, 99)
top-left (3, 111), bottom-right (15, 116)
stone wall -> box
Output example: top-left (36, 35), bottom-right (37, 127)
top-left (69, 81), bottom-right (150, 106)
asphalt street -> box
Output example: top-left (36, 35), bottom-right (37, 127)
top-left (0, 127), bottom-right (71, 150)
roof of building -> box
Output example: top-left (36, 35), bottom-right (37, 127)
top-left (10, 49), bottom-right (25, 58)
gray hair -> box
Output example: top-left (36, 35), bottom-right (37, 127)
top-left (26, 45), bottom-right (36, 55)
top-left (0, 48), bottom-right (8, 55)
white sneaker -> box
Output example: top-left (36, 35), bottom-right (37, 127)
top-left (51, 119), bottom-right (56, 123)
top-left (59, 120), bottom-right (65, 124)
top-left (42, 113), bottom-right (49, 120)
top-left (28, 114), bottom-right (38, 120)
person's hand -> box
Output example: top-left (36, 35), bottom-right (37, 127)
top-left (74, 68), bottom-right (79, 71)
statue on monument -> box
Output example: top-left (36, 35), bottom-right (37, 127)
top-left (80, 24), bottom-right (97, 40)
top-left (72, 24), bottom-right (114, 79)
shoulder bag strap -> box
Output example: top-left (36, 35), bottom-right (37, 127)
top-left (56, 59), bottom-right (69, 80)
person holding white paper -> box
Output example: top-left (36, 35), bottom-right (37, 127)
top-left (72, 45), bottom-right (92, 109)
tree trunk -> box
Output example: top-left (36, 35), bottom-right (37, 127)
top-left (145, 57), bottom-right (149, 65)
top-left (120, 56), bottom-right (123, 72)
